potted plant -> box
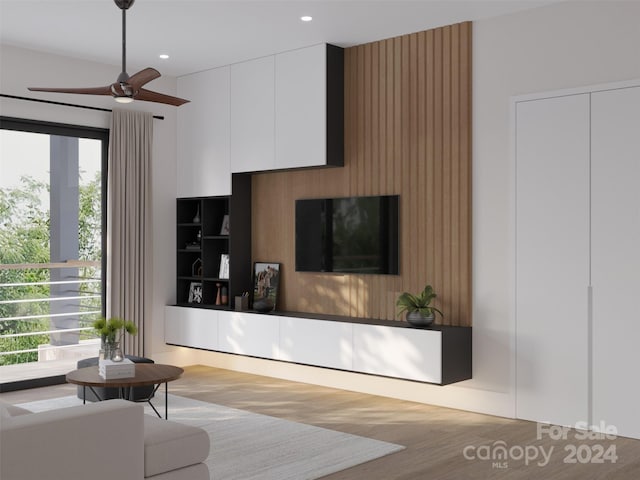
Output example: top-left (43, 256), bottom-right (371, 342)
top-left (396, 284), bottom-right (443, 327)
top-left (93, 317), bottom-right (138, 361)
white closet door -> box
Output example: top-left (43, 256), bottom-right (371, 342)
top-left (591, 85), bottom-right (640, 439)
top-left (515, 94), bottom-right (590, 426)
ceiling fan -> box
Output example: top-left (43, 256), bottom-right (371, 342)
top-left (28, 0), bottom-right (189, 106)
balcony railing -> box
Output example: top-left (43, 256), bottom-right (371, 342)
top-left (0, 261), bottom-right (103, 369)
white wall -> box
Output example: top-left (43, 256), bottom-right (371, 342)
top-left (191, 0), bottom-right (640, 419)
top-left (4, 0), bottom-right (640, 419)
top-left (472, 0), bottom-right (640, 416)
top-left (0, 45), bottom-right (178, 360)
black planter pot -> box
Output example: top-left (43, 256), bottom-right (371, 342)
top-left (406, 311), bottom-right (435, 327)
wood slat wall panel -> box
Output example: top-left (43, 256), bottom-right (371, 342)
top-left (252, 21), bottom-right (472, 326)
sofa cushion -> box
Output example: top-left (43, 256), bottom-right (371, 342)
top-left (143, 415), bottom-right (210, 477)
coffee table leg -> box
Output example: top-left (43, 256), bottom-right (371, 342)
top-left (165, 381), bottom-right (168, 420)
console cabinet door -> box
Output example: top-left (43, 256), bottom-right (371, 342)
top-left (353, 324), bottom-right (442, 383)
top-left (177, 67), bottom-right (231, 196)
top-left (591, 85), bottom-right (640, 439)
top-left (278, 317), bottom-right (353, 370)
top-left (218, 311), bottom-right (279, 359)
top-left (230, 56), bottom-right (275, 173)
top-left (164, 306), bottom-right (218, 350)
top-left (275, 44), bottom-right (326, 170)
top-left (515, 94), bottom-right (590, 427)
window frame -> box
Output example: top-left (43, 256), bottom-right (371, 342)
top-left (0, 116), bottom-right (109, 316)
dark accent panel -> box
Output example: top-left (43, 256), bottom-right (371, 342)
top-left (230, 173), bottom-right (253, 301)
top-left (441, 326), bottom-right (472, 385)
top-left (326, 44), bottom-right (344, 167)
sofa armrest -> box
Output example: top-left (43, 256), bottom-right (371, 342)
top-left (1, 399), bottom-right (145, 480)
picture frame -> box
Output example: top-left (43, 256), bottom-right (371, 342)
top-left (252, 262), bottom-right (280, 312)
top-left (220, 214), bottom-right (230, 235)
top-left (219, 254), bottom-right (230, 279)
top-left (188, 282), bottom-right (203, 304)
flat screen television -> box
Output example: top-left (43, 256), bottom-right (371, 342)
top-left (295, 195), bottom-right (399, 275)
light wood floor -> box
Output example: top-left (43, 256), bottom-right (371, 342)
top-left (2, 365), bottom-right (640, 479)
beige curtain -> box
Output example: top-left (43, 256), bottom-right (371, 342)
top-left (107, 109), bottom-right (153, 356)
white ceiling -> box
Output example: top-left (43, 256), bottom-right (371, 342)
top-left (1, 0), bottom-right (562, 79)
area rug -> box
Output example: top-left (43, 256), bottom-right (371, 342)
top-left (17, 394), bottom-right (404, 480)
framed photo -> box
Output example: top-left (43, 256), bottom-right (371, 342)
top-left (219, 254), bottom-right (230, 279)
top-left (220, 215), bottom-right (230, 235)
top-left (252, 262), bottom-right (280, 312)
top-left (188, 282), bottom-right (203, 304)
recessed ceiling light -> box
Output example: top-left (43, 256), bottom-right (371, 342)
top-left (300, 15), bottom-right (312, 22)
top-left (159, 54), bottom-right (170, 60)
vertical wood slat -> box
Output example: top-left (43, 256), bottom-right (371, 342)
top-left (252, 22), bottom-right (472, 326)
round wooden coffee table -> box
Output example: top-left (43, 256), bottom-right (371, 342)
top-left (66, 364), bottom-right (183, 419)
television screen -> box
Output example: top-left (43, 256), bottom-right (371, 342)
top-left (295, 195), bottom-right (399, 274)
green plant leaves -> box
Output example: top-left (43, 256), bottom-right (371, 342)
top-left (396, 284), bottom-right (443, 318)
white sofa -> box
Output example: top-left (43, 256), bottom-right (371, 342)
top-left (0, 398), bottom-right (209, 480)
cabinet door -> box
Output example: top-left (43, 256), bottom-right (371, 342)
top-left (218, 311), bottom-right (279, 359)
top-left (177, 67), bottom-right (231, 196)
top-left (353, 324), bottom-right (442, 383)
top-left (164, 306), bottom-right (218, 350)
top-left (591, 85), bottom-right (640, 439)
top-left (278, 316), bottom-right (353, 370)
top-left (275, 44), bottom-right (326, 169)
top-left (230, 56), bottom-right (275, 173)
top-left (515, 94), bottom-right (590, 426)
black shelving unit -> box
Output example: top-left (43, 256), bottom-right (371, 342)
top-left (176, 174), bottom-right (252, 309)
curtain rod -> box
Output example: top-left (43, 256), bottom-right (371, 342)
top-left (0, 93), bottom-right (165, 120)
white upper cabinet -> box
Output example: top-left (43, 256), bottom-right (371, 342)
top-left (230, 55), bottom-right (276, 173)
top-left (230, 44), bottom-right (343, 173)
top-left (177, 66), bottom-right (231, 196)
top-left (275, 44), bottom-right (327, 170)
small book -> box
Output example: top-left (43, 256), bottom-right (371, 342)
top-left (99, 358), bottom-right (135, 379)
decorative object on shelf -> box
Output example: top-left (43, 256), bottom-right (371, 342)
top-left (215, 282), bottom-right (222, 305)
top-left (220, 214), bottom-right (230, 235)
top-left (196, 229), bottom-right (202, 242)
top-left (191, 258), bottom-right (203, 277)
top-left (219, 254), bottom-right (230, 279)
top-left (185, 242), bottom-right (200, 250)
top-left (193, 205), bottom-right (200, 223)
top-left (221, 286), bottom-right (228, 305)
top-left (188, 282), bottom-right (203, 304)
top-left (252, 262), bottom-right (280, 313)
top-left (396, 284), bottom-right (443, 327)
top-left (235, 293), bottom-right (249, 311)
top-left (93, 317), bottom-right (138, 361)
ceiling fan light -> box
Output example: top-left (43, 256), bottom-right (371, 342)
top-left (115, 96), bottom-right (134, 104)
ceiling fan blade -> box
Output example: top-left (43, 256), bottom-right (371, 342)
top-left (127, 67), bottom-right (161, 90)
top-left (28, 86), bottom-right (112, 96)
top-left (136, 88), bottom-right (190, 106)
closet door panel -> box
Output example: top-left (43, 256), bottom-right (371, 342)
top-left (591, 85), bottom-right (640, 439)
top-left (515, 94), bottom-right (590, 426)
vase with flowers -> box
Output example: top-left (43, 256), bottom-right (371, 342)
top-left (93, 317), bottom-right (138, 362)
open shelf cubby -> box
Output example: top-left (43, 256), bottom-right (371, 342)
top-left (176, 175), bottom-right (252, 309)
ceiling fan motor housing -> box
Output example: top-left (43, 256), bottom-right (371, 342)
top-left (114, 0), bottom-right (135, 10)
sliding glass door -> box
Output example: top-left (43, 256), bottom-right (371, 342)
top-left (0, 117), bottom-right (108, 388)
